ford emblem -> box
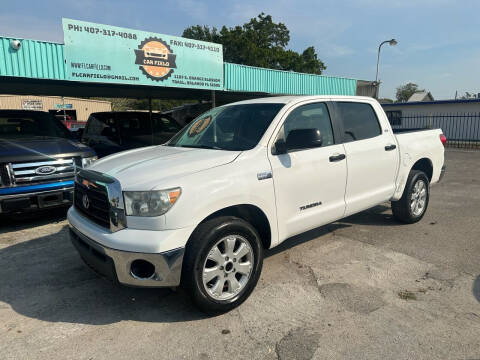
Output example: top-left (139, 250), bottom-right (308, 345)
top-left (35, 165), bottom-right (56, 175)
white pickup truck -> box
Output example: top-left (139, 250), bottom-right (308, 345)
top-left (68, 96), bottom-right (446, 313)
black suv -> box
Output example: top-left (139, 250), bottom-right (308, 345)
top-left (81, 111), bottom-right (182, 158)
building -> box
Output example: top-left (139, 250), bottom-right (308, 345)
top-left (0, 94), bottom-right (111, 121)
top-left (407, 91), bottom-right (434, 102)
top-left (382, 98), bottom-right (480, 121)
top-left (382, 98), bottom-right (480, 143)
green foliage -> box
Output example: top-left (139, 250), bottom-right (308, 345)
top-left (396, 83), bottom-right (422, 103)
top-left (183, 13), bottom-right (326, 75)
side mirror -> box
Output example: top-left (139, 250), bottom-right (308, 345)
top-left (286, 128), bottom-right (322, 151)
top-left (272, 139), bottom-right (287, 155)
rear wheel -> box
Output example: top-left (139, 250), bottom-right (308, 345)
top-left (182, 216), bottom-right (263, 314)
top-left (391, 170), bottom-right (430, 223)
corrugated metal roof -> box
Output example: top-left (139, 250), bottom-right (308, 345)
top-left (0, 36), bottom-right (358, 96)
top-left (0, 37), bottom-right (66, 80)
top-left (224, 63), bottom-right (357, 96)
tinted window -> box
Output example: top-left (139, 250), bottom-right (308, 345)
top-left (337, 102), bottom-right (381, 142)
top-left (0, 112), bottom-right (71, 139)
top-left (117, 113), bottom-right (152, 146)
top-left (152, 114), bottom-right (181, 134)
top-left (85, 113), bottom-right (120, 145)
top-left (280, 102), bottom-right (334, 148)
top-left (167, 103), bottom-right (284, 151)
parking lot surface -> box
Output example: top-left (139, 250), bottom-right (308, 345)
top-left (1, 150), bottom-right (479, 360)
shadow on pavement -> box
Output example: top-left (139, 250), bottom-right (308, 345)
top-left (0, 225), bottom-right (206, 325)
top-left (0, 206), bottom-right (69, 235)
top-left (0, 204), bottom-right (402, 326)
top-left (339, 204), bottom-right (405, 227)
top-left (473, 275), bottom-right (480, 303)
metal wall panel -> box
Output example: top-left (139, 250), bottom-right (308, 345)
top-left (0, 37), bottom-right (66, 80)
top-left (1, 36), bottom-right (360, 97)
top-left (0, 95), bottom-right (111, 121)
top-left (224, 63), bottom-right (357, 96)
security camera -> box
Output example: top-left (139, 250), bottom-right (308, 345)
top-left (11, 40), bottom-right (21, 50)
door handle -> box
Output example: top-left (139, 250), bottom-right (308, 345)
top-left (385, 144), bottom-right (397, 151)
top-left (329, 153), bottom-right (346, 162)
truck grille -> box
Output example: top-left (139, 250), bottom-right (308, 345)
top-left (8, 158), bottom-right (76, 186)
top-left (74, 179), bottom-right (110, 229)
top-left (0, 164), bottom-right (12, 187)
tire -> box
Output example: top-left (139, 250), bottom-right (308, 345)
top-left (391, 170), bottom-right (430, 223)
top-left (181, 216), bottom-right (264, 314)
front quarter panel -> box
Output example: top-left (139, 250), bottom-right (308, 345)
top-left (161, 147), bottom-right (279, 248)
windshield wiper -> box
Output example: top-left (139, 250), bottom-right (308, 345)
top-left (177, 144), bottom-right (223, 150)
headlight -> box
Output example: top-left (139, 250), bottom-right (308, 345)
top-left (81, 156), bottom-right (98, 168)
top-left (123, 188), bottom-right (181, 217)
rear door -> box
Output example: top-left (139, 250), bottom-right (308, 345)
top-left (268, 101), bottom-right (347, 241)
top-left (335, 101), bottom-right (399, 216)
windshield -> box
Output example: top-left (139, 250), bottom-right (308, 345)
top-left (0, 112), bottom-right (72, 140)
top-left (167, 103), bottom-right (284, 151)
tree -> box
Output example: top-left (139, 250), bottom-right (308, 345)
top-left (182, 13), bottom-right (326, 75)
top-left (395, 83), bottom-right (422, 102)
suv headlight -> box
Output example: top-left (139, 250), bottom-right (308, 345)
top-left (81, 156), bottom-right (98, 168)
top-left (123, 188), bottom-right (181, 217)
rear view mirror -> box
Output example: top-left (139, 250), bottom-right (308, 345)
top-left (286, 128), bottom-right (322, 151)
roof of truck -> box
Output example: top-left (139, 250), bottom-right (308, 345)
top-left (229, 95), bottom-right (374, 106)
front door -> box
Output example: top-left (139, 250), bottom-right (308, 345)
top-left (268, 102), bottom-right (347, 242)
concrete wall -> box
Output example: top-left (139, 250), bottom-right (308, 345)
top-left (0, 95), bottom-right (111, 121)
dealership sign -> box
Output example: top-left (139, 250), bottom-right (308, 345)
top-left (22, 100), bottom-right (43, 110)
top-left (62, 19), bottom-right (223, 90)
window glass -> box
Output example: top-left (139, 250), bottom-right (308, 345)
top-left (167, 103), bottom-right (284, 151)
top-left (337, 102), bottom-right (381, 142)
top-left (116, 113), bottom-right (152, 146)
top-left (86, 113), bottom-right (119, 145)
top-left (281, 102), bottom-right (334, 148)
top-left (0, 112), bottom-right (71, 139)
top-left (152, 114), bottom-right (182, 134)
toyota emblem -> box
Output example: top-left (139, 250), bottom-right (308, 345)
top-left (82, 194), bottom-right (90, 209)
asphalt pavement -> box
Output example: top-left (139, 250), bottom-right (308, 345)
top-left (1, 149), bottom-right (479, 360)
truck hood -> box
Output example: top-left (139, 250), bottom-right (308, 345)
top-left (0, 137), bottom-right (94, 163)
top-left (90, 145), bottom-right (241, 190)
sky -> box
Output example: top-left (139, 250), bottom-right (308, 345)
top-left (0, 0), bottom-right (479, 100)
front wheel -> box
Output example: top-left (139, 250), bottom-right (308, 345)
top-left (182, 216), bottom-right (263, 314)
top-left (391, 170), bottom-right (430, 223)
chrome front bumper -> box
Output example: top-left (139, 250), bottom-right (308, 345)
top-left (69, 225), bottom-right (184, 287)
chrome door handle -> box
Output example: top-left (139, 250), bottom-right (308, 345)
top-left (329, 153), bottom-right (346, 162)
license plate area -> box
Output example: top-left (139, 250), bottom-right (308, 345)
top-left (38, 192), bottom-right (65, 208)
